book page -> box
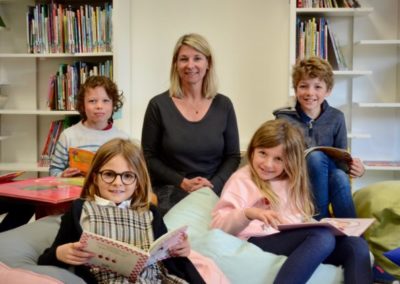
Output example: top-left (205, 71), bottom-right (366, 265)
top-left (320, 218), bottom-right (375, 237)
top-left (147, 225), bottom-right (188, 266)
top-left (80, 230), bottom-right (149, 282)
top-left (278, 218), bottom-right (374, 236)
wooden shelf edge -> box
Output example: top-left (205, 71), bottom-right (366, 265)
top-left (0, 52), bottom-right (113, 58)
top-left (296, 7), bottom-right (373, 16)
top-left (0, 163), bottom-right (49, 172)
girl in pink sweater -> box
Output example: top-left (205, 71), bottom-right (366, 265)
top-left (211, 119), bottom-right (372, 284)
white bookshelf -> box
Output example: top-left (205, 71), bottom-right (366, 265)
top-left (289, 0), bottom-right (400, 189)
top-left (0, 0), bottom-right (132, 174)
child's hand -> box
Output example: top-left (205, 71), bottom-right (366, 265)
top-left (349, 158), bottom-right (365, 178)
top-left (61, 167), bottom-right (81, 177)
top-left (245, 207), bottom-right (287, 229)
top-left (168, 232), bottom-right (190, 257)
top-left (56, 241), bottom-right (94, 265)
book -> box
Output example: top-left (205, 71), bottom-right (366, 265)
top-left (0, 171), bottom-right (25, 184)
top-left (384, 247), bottom-right (400, 267)
top-left (278, 218), bottom-right (375, 237)
top-left (0, 176), bottom-right (83, 204)
top-left (69, 147), bottom-right (95, 175)
top-left (80, 225), bottom-right (188, 282)
top-left (304, 146), bottom-right (352, 173)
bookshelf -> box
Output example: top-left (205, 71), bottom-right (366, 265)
top-left (0, 0), bottom-right (131, 174)
top-left (289, 0), bottom-right (400, 189)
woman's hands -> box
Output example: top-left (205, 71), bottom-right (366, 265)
top-left (349, 158), bottom-right (365, 178)
top-left (56, 242), bottom-right (94, 265)
top-left (244, 207), bottom-right (288, 229)
top-left (180, 177), bottom-right (213, 193)
top-left (168, 232), bottom-right (190, 257)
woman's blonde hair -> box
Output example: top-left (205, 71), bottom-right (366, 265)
top-left (81, 138), bottom-right (152, 211)
top-left (247, 119), bottom-right (314, 218)
top-left (169, 33), bottom-right (217, 99)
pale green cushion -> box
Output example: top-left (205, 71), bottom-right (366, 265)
top-left (164, 188), bottom-right (343, 284)
top-left (353, 180), bottom-right (400, 279)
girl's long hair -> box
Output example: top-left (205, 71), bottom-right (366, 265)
top-left (81, 138), bottom-right (152, 211)
top-left (247, 119), bottom-right (314, 218)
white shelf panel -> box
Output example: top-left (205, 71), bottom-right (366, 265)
top-left (0, 110), bottom-right (79, 115)
top-left (357, 103), bottom-right (400, 108)
top-left (357, 40), bottom-right (400, 45)
top-left (347, 132), bottom-right (371, 139)
top-left (333, 70), bottom-right (372, 76)
top-left (0, 162), bottom-right (49, 172)
top-left (296, 7), bottom-right (373, 16)
top-left (0, 52), bottom-right (113, 58)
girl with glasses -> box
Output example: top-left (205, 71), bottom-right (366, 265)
top-left (38, 138), bottom-right (204, 283)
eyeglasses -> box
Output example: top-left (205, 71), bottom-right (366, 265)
top-left (98, 170), bottom-right (137, 185)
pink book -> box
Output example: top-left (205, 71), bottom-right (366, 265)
top-left (0, 176), bottom-right (83, 204)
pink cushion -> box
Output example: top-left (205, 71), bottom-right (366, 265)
top-left (0, 262), bottom-right (62, 284)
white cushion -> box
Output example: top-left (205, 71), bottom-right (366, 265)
top-left (164, 188), bottom-right (344, 284)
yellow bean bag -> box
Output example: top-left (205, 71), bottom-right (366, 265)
top-left (353, 181), bottom-right (400, 279)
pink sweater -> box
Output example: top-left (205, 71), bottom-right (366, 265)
top-left (210, 165), bottom-right (303, 240)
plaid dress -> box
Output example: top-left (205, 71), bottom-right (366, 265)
top-left (83, 201), bottom-right (188, 284)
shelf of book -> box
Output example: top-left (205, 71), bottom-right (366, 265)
top-left (0, 110), bottom-right (79, 115)
top-left (347, 132), bottom-right (371, 139)
top-left (357, 103), bottom-right (400, 108)
top-left (364, 161), bottom-right (400, 171)
top-left (333, 70), bottom-right (372, 76)
top-left (0, 162), bottom-right (48, 172)
top-left (295, 7), bottom-right (373, 17)
top-left (0, 52), bottom-right (113, 58)
top-left (356, 40), bottom-right (400, 45)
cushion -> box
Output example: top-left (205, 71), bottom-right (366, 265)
top-left (353, 180), bottom-right (400, 279)
top-left (0, 261), bottom-right (62, 284)
top-left (0, 215), bottom-right (85, 284)
top-left (164, 188), bottom-right (344, 284)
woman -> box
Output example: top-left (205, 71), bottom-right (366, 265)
top-left (141, 33), bottom-right (241, 216)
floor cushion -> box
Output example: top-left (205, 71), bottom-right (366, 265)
top-left (164, 187), bottom-right (344, 284)
top-left (353, 180), bottom-right (400, 279)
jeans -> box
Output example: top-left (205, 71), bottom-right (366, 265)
top-left (307, 151), bottom-right (356, 220)
top-left (249, 228), bottom-right (372, 284)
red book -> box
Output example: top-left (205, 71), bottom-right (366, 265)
top-left (0, 176), bottom-right (83, 204)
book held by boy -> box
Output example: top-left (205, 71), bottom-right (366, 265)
top-left (80, 225), bottom-right (188, 282)
top-left (304, 146), bottom-right (352, 173)
top-left (278, 218), bottom-right (375, 237)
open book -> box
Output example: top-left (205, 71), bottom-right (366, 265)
top-left (80, 225), bottom-right (188, 282)
top-left (278, 218), bottom-right (374, 237)
top-left (305, 146), bottom-right (352, 173)
top-left (68, 148), bottom-right (95, 175)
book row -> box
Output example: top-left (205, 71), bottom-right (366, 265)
top-left (48, 60), bottom-right (113, 111)
top-left (296, 17), bottom-right (347, 70)
top-left (38, 116), bottom-right (80, 167)
top-left (26, 2), bottom-right (112, 54)
top-left (297, 0), bottom-right (361, 8)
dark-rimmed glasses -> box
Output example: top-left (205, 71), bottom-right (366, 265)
top-left (98, 170), bottom-right (137, 185)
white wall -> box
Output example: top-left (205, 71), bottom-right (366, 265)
top-left (127, 0), bottom-right (290, 149)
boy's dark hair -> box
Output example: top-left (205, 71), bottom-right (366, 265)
top-left (75, 76), bottom-right (124, 123)
top-left (292, 56), bottom-right (334, 91)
